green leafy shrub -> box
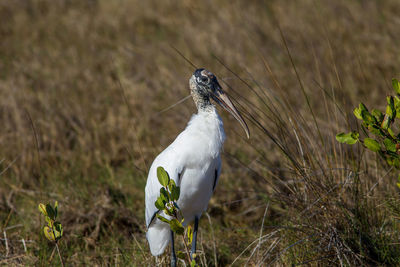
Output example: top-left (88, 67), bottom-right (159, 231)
top-left (336, 78), bottom-right (400, 186)
top-left (38, 201), bottom-right (64, 266)
top-left (155, 166), bottom-right (197, 266)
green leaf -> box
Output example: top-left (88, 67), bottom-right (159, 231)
top-left (160, 187), bottom-right (169, 202)
top-left (168, 180), bottom-right (180, 201)
top-left (45, 216), bottom-right (52, 227)
top-left (171, 186), bottom-right (180, 201)
top-left (381, 114), bottom-right (390, 130)
top-left (169, 219), bottom-right (184, 235)
top-left (187, 225), bottom-right (193, 245)
top-left (156, 214), bottom-right (171, 224)
top-left (388, 128), bottom-right (395, 138)
top-left (363, 138), bottom-right (380, 152)
top-left (393, 78), bottom-right (400, 95)
top-left (394, 158), bottom-right (400, 169)
top-left (387, 154), bottom-right (400, 168)
top-left (157, 167), bottom-right (170, 187)
top-left (53, 222), bottom-right (63, 240)
top-left (45, 204), bottom-right (55, 220)
top-left (336, 132), bottom-right (359, 145)
top-left (354, 103), bottom-right (369, 120)
top-left (371, 109), bottom-right (384, 123)
top-left (359, 102), bottom-right (368, 112)
top-left (386, 96), bottom-right (396, 119)
top-left (168, 179), bottom-right (176, 192)
top-left (361, 110), bottom-right (377, 125)
top-left (395, 96), bottom-right (400, 118)
top-left (397, 174), bottom-right (400, 189)
top-left (154, 197), bottom-right (165, 210)
top-left (54, 201), bottom-right (58, 219)
top-left (38, 203), bottom-right (47, 216)
top-left (384, 138), bottom-right (396, 152)
top-left (43, 226), bottom-right (55, 242)
top-left (353, 107), bottom-right (362, 120)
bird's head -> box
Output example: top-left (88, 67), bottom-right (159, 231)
top-left (189, 68), bottom-right (250, 138)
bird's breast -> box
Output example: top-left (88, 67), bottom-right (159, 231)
top-left (173, 108), bottom-right (226, 165)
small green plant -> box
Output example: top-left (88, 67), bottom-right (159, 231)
top-left (336, 78), bottom-right (400, 186)
top-left (38, 201), bottom-right (64, 267)
top-left (155, 166), bottom-right (197, 266)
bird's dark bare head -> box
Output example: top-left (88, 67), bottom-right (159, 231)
top-left (189, 68), bottom-right (220, 98)
top-left (189, 68), bottom-right (250, 138)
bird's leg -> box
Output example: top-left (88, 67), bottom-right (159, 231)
top-left (191, 216), bottom-right (199, 260)
top-left (170, 230), bottom-right (177, 267)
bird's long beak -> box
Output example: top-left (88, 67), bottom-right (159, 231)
top-left (211, 86), bottom-right (250, 138)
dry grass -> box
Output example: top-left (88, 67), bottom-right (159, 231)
top-left (1, 0), bottom-right (400, 266)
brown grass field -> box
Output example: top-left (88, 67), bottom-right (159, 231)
top-left (1, 0), bottom-right (400, 266)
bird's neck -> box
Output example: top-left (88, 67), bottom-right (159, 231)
top-left (191, 91), bottom-right (214, 112)
top-left (185, 104), bottom-right (226, 159)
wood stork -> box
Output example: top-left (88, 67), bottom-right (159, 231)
top-left (145, 68), bottom-right (249, 266)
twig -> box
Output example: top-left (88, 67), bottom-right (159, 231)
top-left (0, 156), bottom-right (18, 177)
top-left (25, 109), bottom-right (43, 173)
top-left (205, 212), bottom-right (218, 267)
top-left (154, 95), bottom-right (192, 117)
top-left (6, 191), bottom-right (17, 214)
top-left (0, 254), bottom-right (26, 264)
top-left (9, 186), bottom-right (61, 198)
top-left (0, 238), bottom-right (35, 243)
top-left (169, 45), bottom-right (198, 69)
top-left (48, 246), bottom-right (56, 264)
top-left (22, 238), bottom-right (27, 252)
top-left (131, 233), bottom-right (149, 261)
top-left (55, 242), bottom-right (65, 267)
top-left (2, 210), bottom-right (13, 231)
top-left (198, 232), bottom-right (208, 267)
top-left (90, 210), bottom-right (105, 240)
top-left (4, 231), bottom-right (9, 256)
top-left (5, 224), bottom-right (23, 230)
top-left (181, 235), bottom-right (192, 264)
top-left (178, 258), bottom-right (187, 266)
top-left (114, 247), bottom-right (119, 267)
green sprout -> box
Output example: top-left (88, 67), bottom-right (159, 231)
top-left (155, 166), bottom-right (197, 266)
top-left (336, 78), bottom-right (400, 187)
top-left (38, 201), bottom-right (64, 267)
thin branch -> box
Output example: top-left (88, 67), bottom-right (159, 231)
top-left (55, 243), bottom-right (65, 267)
top-left (205, 212), bottom-right (218, 267)
top-left (181, 235), bottom-right (192, 264)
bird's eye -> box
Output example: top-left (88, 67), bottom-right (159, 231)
top-left (201, 77), bottom-right (208, 83)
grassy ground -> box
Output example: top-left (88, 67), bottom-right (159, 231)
top-left (1, 0), bottom-right (400, 266)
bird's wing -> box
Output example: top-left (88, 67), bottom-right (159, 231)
top-left (212, 155), bottom-right (222, 191)
top-left (145, 119), bottom-right (221, 228)
top-left (145, 146), bottom-right (184, 228)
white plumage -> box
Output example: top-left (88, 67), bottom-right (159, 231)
top-left (145, 107), bottom-right (225, 255)
top-left (144, 68), bottom-right (249, 263)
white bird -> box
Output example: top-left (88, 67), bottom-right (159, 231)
top-left (145, 68), bottom-right (249, 266)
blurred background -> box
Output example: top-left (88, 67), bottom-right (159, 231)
top-left (1, 0), bottom-right (400, 266)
